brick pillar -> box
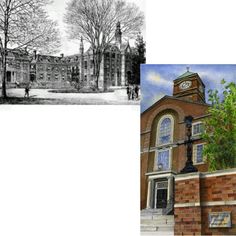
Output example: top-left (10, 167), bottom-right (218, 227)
top-left (174, 173), bottom-right (202, 235)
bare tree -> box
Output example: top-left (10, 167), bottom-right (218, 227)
top-left (64, 0), bottom-right (144, 90)
top-left (0, 0), bottom-right (61, 98)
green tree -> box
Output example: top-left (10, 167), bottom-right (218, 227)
top-left (203, 80), bottom-right (236, 171)
top-left (0, 0), bottom-right (61, 98)
top-left (131, 33), bottom-right (146, 85)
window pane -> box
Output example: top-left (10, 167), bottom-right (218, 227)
top-left (193, 123), bottom-right (203, 135)
top-left (157, 150), bottom-right (170, 170)
top-left (196, 145), bottom-right (203, 163)
top-left (159, 118), bottom-right (171, 144)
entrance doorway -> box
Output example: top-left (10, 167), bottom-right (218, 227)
top-left (154, 180), bottom-right (168, 209)
top-left (7, 71), bottom-right (11, 82)
top-left (30, 74), bottom-right (36, 82)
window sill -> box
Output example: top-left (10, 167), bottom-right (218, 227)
top-left (194, 162), bottom-right (205, 165)
top-left (153, 168), bottom-right (171, 172)
top-left (192, 133), bottom-right (202, 136)
top-left (155, 142), bottom-right (174, 149)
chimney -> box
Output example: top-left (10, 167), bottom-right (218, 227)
top-left (33, 50), bottom-right (37, 59)
top-left (60, 53), bottom-right (64, 58)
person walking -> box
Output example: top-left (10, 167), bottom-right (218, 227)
top-left (24, 84), bottom-right (30, 98)
top-left (135, 85), bottom-right (139, 99)
top-left (126, 85), bottom-right (131, 100)
top-left (131, 85), bottom-right (135, 100)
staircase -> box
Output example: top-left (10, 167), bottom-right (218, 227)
top-left (141, 209), bottom-right (174, 236)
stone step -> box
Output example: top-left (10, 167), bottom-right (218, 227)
top-left (141, 224), bottom-right (174, 229)
top-left (141, 214), bottom-right (174, 220)
top-left (141, 209), bottom-right (163, 213)
top-left (141, 232), bottom-right (174, 236)
top-left (141, 226), bottom-right (158, 232)
top-left (141, 219), bottom-right (174, 226)
top-left (157, 226), bottom-right (174, 231)
top-left (141, 225), bottom-right (174, 232)
top-left (141, 212), bottom-right (163, 216)
top-left (152, 215), bottom-right (174, 219)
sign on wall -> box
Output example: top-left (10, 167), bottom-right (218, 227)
top-left (209, 212), bottom-right (232, 228)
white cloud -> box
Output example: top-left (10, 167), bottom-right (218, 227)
top-left (141, 89), bottom-right (166, 111)
top-left (145, 71), bottom-right (172, 88)
top-left (198, 69), bottom-right (233, 91)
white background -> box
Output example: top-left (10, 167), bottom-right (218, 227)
top-left (1, 0), bottom-right (236, 235)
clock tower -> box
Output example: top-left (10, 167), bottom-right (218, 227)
top-left (173, 68), bottom-right (206, 103)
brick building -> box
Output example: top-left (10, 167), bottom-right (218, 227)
top-left (0, 22), bottom-right (134, 90)
top-left (141, 69), bottom-right (211, 233)
top-left (29, 22), bottom-right (134, 90)
top-left (141, 69), bottom-right (209, 211)
top-left (141, 69), bottom-right (236, 235)
top-left (30, 52), bottom-right (70, 89)
top-left (0, 49), bottom-right (30, 86)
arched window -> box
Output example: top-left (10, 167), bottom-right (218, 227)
top-left (159, 118), bottom-right (171, 144)
top-left (157, 115), bottom-right (174, 145)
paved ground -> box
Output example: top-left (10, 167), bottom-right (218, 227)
top-left (1, 88), bottom-right (140, 105)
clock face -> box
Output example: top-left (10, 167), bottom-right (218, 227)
top-left (179, 81), bottom-right (192, 90)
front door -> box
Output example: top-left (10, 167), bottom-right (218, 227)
top-left (154, 180), bottom-right (168, 209)
top-left (7, 71), bottom-right (11, 82)
top-left (156, 189), bottom-right (167, 208)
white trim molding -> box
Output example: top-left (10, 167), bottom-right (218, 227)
top-left (146, 171), bottom-right (176, 179)
top-left (201, 168), bottom-right (236, 178)
top-left (175, 172), bottom-right (201, 181)
top-left (201, 200), bottom-right (236, 206)
top-left (193, 142), bottom-right (206, 164)
top-left (141, 129), bottom-right (151, 135)
top-left (175, 168), bottom-right (236, 181)
top-left (175, 200), bottom-right (236, 208)
top-left (175, 202), bottom-right (200, 208)
top-left (192, 121), bottom-right (204, 136)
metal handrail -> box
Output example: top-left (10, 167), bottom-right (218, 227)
top-left (162, 196), bottom-right (174, 215)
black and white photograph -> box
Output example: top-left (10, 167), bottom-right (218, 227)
top-left (0, 0), bottom-right (145, 105)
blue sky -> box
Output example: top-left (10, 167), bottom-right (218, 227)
top-left (141, 64), bottom-right (236, 112)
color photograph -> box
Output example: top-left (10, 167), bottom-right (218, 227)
top-left (141, 64), bottom-right (236, 235)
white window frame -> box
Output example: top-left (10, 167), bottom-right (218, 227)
top-left (193, 143), bottom-right (205, 164)
top-left (192, 121), bottom-right (204, 136)
top-left (156, 114), bottom-right (174, 146)
top-left (154, 148), bottom-right (172, 171)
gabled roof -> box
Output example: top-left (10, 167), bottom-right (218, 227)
top-left (176, 71), bottom-right (197, 79)
top-left (141, 95), bottom-right (211, 115)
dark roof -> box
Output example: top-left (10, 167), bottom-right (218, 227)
top-left (141, 95), bottom-right (211, 115)
top-left (176, 71), bottom-right (197, 79)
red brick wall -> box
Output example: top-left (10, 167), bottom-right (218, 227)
top-left (201, 174), bottom-right (236, 202)
top-left (140, 152), bottom-right (148, 209)
top-left (174, 171), bottom-right (236, 235)
top-left (175, 176), bottom-right (202, 235)
top-left (175, 207), bottom-right (202, 235)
